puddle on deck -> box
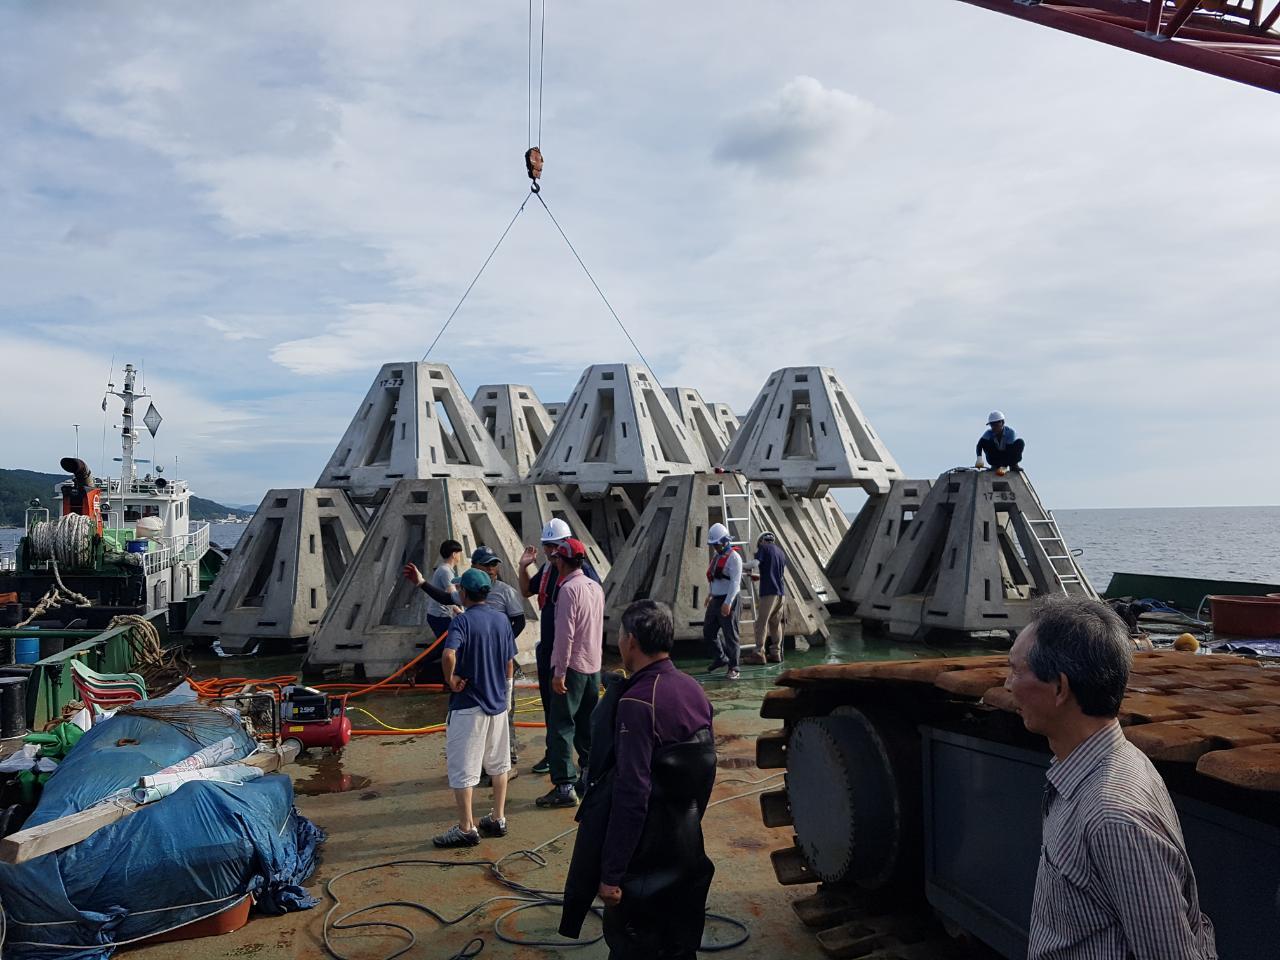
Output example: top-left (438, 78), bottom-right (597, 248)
top-left (293, 754), bottom-right (372, 795)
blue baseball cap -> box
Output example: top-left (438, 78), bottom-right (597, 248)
top-left (453, 568), bottom-right (492, 593)
top-left (470, 546), bottom-right (501, 566)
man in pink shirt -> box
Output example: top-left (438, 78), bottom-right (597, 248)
top-left (536, 537), bottom-right (605, 809)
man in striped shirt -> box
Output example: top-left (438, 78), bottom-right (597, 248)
top-left (1005, 596), bottom-right (1217, 960)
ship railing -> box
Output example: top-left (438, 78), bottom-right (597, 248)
top-left (95, 478), bottom-right (189, 497)
top-left (138, 522), bottom-right (210, 576)
top-left (0, 553), bottom-right (15, 573)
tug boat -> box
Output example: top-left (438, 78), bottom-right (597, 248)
top-left (0, 364), bottom-right (210, 628)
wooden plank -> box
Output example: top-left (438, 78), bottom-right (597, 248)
top-left (761, 687), bottom-right (804, 720)
top-left (934, 667), bottom-right (1009, 698)
top-left (1197, 743), bottom-right (1280, 791)
top-left (0, 742), bottom-right (299, 865)
top-left (1125, 723), bottom-right (1217, 762)
top-left (981, 685), bottom-right (1018, 713)
top-left (1118, 693), bottom-right (1197, 725)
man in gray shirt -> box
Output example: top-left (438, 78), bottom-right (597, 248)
top-left (1005, 596), bottom-right (1216, 960)
top-left (425, 539), bottom-right (464, 639)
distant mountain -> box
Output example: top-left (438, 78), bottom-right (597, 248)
top-left (0, 468), bottom-right (252, 526)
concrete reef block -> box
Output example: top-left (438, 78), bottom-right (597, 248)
top-left (601, 474), bottom-right (830, 644)
top-left (307, 478), bottom-right (537, 679)
top-left (663, 385), bottom-right (733, 462)
top-left (567, 485), bottom-right (642, 563)
top-left (529, 363), bottom-right (710, 496)
top-left (860, 468), bottom-right (1097, 639)
top-left (826, 479), bottom-right (934, 610)
top-left (708, 402), bottom-right (742, 442)
top-left (187, 489), bottom-right (366, 654)
top-left (722, 366), bottom-right (900, 496)
top-left (489, 483), bottom-right (611, 579)
top-left (317, 361), bottom-right (515, 504)
top-left (470, 383), bottom-right (554, 479)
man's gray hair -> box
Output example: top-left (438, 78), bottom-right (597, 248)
top-left (1027, 595), bottom-right (1132, 717)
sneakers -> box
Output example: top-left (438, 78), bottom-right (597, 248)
top-left (535, 784), bottom-right (579, 808)
top-left (478, 814), bottom-right (507, 838)
top-left (531, 756), bottom-right (550, 775)
top-left (706, 658), bottom-right (728, 673)
top-left (432, 824), bottom-right (480, 848)
top-left (573, 778), bottom-right (586, 799)
top-left (740, 650), bottom-right (767, 666)
top-left (726, 668), bottom-right (741, 681)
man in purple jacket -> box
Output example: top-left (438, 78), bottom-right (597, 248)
top-left (559, 600), bottom-right (717, 958)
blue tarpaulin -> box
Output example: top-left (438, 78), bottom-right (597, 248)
top-left (0, 698), bottom-right (322, 959)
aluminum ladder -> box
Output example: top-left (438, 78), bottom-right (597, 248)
top-left (719, 478), bottom-right (758, 627)
top-left (1027, 511), bottom-right (1084, 593)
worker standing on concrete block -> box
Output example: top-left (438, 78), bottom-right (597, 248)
top-left (517, 519), bottom-right (602, 776)
top-left (704, 523), bottom-right (743, 681)
top-left (975, 410), bottom-right (1025, 477)
top-left (433, 568), bottom-right (517, 848)
top-left (743, 531), bottom-right (786, 666)
top-left (559, 599), bottom-right (717, 957)
top-left (471, 546), bottom-right (525, 782)
top-left (1006, 596), bottom-right (1217, 959)
top-left (537, 537), bottom-right (604, 809)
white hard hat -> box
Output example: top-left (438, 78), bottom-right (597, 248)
top-left (540, 517), bottom-right (572, 543)
top-left (707, 522), bottom-right (731, 545)
top-left (986, 410), bottom-right (1005, 425)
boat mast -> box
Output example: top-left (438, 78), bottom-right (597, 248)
top-left (106, 363), bottom-right (149, 489)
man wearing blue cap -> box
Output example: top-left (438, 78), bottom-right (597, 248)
top-left (433, 567), bottom-right (519, 848)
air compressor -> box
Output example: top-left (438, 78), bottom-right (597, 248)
top-left (279, 685), bottom-right (351, 751)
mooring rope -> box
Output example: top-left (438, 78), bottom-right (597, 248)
top-left (28, 514), bottom-right (94, 569)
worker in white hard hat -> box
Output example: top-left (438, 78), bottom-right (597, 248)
top-left (703, 522), bottom-right (744, 680)
top-left (516, 517), bottom-right (602, 777)
top-left (975, 410), bottom-right (1024, 477)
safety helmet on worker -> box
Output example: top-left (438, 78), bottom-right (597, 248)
top-left (540, 517), bottom-right (572, 543)
top-left (757, 531), bottom-right (777, 545)
top-left (707, 523), bottom-right (731, 546)
top-left (986, 410), bottom-right (1006, 425)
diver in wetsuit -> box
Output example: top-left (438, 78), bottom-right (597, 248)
top-left (559, 599), bottom-right (717, 959)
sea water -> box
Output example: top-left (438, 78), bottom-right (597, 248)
top-left (3, 505), bottom-right (1278, 589)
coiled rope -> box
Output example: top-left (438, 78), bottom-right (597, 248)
top-left (27, 514), bottom-right (95, 569)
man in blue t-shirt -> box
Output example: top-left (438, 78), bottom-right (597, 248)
top-left (434, 568), bottom-right (518, 848)
top-left (975, 410), bottom-right (1024, 476)
top-left (743, 531), bottom-right (787, 665)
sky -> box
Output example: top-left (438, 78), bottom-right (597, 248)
top-left (2, 1), bottom-right (1278, 511)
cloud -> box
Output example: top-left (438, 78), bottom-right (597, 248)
top-left (202, 315), bottom-right (264, 342)
top-left (713, 76), bottom-right (883, 176)
top-left (269, 303), bottom-right (436, 375)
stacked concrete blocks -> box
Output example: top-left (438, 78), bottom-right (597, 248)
top-left (709, 402), bottom-right (742, 442)
top-left (860, 469), bottom-right (1097, 638)
top-left (307, 478), bottom-right (538, 678)
top-left (722, 367), bottom-right (900, 496)
top-left (317, 362), bottom-right (515, 504)
top-left (601, 474), bottom-right (831, 645)
top-left (470, 384), bottom-right (555, 479)
top-left (186, 489), bottom-right (366, 654)
top-left (528, 363), bottom-right (711, 497)
top-left (826, 479), bottom-right (934, 611)
top-left (568, 486), bottom-right (642, 564)
top-left (491, 483), bottom-right (612, 579)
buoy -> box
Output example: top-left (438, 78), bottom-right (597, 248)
top-left (1173, 633), bottom-right (1200, 653)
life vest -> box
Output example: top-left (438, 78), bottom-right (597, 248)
top-left (537, 563), bottom-right (556, 611)
top-left (706, 546), bottom-right (742, 582)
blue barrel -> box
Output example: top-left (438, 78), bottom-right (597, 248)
top-left (15, 628), bottom-right (39, 664)
top-left (125, 539), bottom-right (148, 554)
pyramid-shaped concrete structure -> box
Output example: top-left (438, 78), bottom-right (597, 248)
top-left (709, 402), bottom-right (742, 445)
top-left (317, 362), bottom-right (515, 504)
top-left (601, 474), bottom-right (830, 644)
top-left (528, 363), bottom-right (711, 496)
top-left (186, 489), bottom-right (366, 653)
top-left (663, 386), bottom-right (732, 462)
top-left (722, 367), bottom-right (900, 496)
top-left (569, 486), bottom-right (642, 563)
top-left (307, 479), bottom-right (537, 678)
top-left (491, 483), bottom-right (611, 578)
top-left (860, 468), bottom-right (1096, 638)
top-left (826, 479), bottom-right (933, 611)
top-left (471, 384), bottom-right (554, 479)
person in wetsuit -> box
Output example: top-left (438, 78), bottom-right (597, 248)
top-left (559, 599), bottom-right (717, 959)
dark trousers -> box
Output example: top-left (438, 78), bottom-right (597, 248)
top-left (536, 639), bottom-right (553, 759)
top-left (603, 897), bottom-right (703, 960)
top-left (548, 668), bottom-right (599, 785)
top-left (703, 596), bottom-right (741, 668)
top-left (978, 437), bottom-right (1024, 469)
top-left (427, 614), bottom-right (452, 639)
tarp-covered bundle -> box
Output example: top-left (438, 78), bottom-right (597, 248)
top-left (0, 698), bottom-right (322, 959)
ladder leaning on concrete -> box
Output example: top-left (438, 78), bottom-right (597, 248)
top-left (719, 478), bottom-right (758, 628)
top-left (1026, 512), bottom-right (1084, 591)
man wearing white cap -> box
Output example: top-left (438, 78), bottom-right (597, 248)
top-left (703, 522), bottom-right (744, 681)
top-left (976, 410), bottom-right (1025, 476)
top-left (517, 518), bottom-right (602, 776)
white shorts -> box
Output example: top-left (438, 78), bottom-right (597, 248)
top-left (445, 707), bottom-right (512, 789)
